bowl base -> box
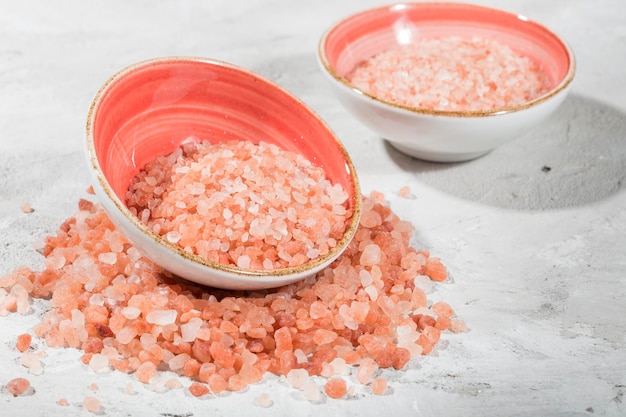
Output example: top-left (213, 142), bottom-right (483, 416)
top-left (389, 141), bottom-right (490, 163)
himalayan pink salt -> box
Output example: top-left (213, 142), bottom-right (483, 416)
top-left (15, 333), bottom-right (32, 352)
top-left (5, 377), bottom-right (30, 396)
top-left (348, 36), bottom-right (551, 112)
top-left (302, 379), bottom-right (322, 403)
top-left (356, 357), bottom-right (378, 384)
top-left (83, 396), bottom-right (101, 413)
top-left (188, 382), bottom-right (210, 397)
top-left (324, 378), bottom-right (347, 399)
top-left (371, 377), bottom-right (388, 395)
top-left (20, 202), bottom-right (34, 214)
top-left (0, 191), bottom-right (464, 398)
top-left (126, 140), bottom-right (351, 271)
top-left (254, 393), bottom-right (274, 408)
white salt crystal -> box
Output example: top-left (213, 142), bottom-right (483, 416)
top-left (302, 379), bottom-right (322, 403)
top-left (88, 353), bottom-right (110, 372)
top-left (121, 306), bottom-right (141, 320)
top-left (180, 317), bottom-right (203, 342)
top-left (286, 368), bottom-right (309, 389)
top-left (146, 309), bottom-right (178, 326)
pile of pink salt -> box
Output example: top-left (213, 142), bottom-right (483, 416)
top-left (347, 36), bottom-right (552, 112)
top-left (126, 139), bottom-right (352, 270)
top-left (0, 191), bottom-right (465, 400)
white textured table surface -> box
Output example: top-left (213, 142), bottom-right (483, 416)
top-left (1, 1), bottom-right (625, 416)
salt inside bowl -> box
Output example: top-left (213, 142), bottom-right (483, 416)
top-left (318, 2), bottom-right (576, 162)
top-left (85, 57), bottom-right (361, 290)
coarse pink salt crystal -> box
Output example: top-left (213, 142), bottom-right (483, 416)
top-left (6, 377), bottom-right (30, 396)
top-left (145, 309), bottom-right (178, 326)
top-left (254, 393), bottom-right (274, 408)
top-left (57, 398), bottom-right (69, 406)
top-left (83, 396), bottom-right (101, 413)
top-left (360, 244), bottom-right (382, 266)
top-left (15, 333), bottom-right (32, 352)
top-left (189, 382), bottom-right (210, 397)
top-left (450, 318), bottom-right (468, 333)
top-left (324, 378), bottom-right (347, 399)
top-left (398, 186), bottom-right (412, 198)
top-left (348, 36), bottom-right (551, 112)
top-left (371, 377), bottom-right (388, 395)
top-left (135, 361), bottom-right (157, 384)
top-left (356, 357), bottom-right (378, 384)
top-left (302, 379), bottom-right (322, 403)
top-left (20, 203), bottom-right (34, 213)
top-left (286, 368), bottom-right (309, 389)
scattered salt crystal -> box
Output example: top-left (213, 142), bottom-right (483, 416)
top-left (121, 306), bottom-right (141, 320)
top-left (180, 317), bottom-right (203, 342)
top-left (254, 393), bottom-right (274, 408)
top-left (6, 377), bottom-right (31, 396)
top-left (360, 244), bottom-right (381, 266)
top-left (83, 396), bottom-right (101, 413)
top-left (20, 351), bottom-right (44, 375)
top-left (98, 252), bottom-right (118, 265)
top-left (88, 353), bottom-right (110, 372)
top-left (302, 379), bottom-right (322, 403)
top-left (20, 202), bottom-right (34, 213)
top-left (286, 368), bottom-right (309, 389)
top-left (145, 309), bottom-right (178, 326)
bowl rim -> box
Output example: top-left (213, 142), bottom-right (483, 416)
top-left (318, 1), bottom-right (576, 118)
top-left (85, 56), bottom-right (362, 283)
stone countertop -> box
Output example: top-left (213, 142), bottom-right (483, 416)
top-left (1, 1), bottom-right (624, 416)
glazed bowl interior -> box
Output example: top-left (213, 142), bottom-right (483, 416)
top-left (318, 2), bottom-right (576, 162)
top-left (321, 2), bottom-right (573, 111)
top-left (86, 57), bottom-right (361, 290)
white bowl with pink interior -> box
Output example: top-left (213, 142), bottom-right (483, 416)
top-left (318, 2), bottom-right (576, 162)
top-left (86, 57), bottom-right (361, 290)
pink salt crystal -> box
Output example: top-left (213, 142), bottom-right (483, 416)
top-left (302, 379), bottom-right (322, 403)
top-left (324, 378), bottom-right (347, 399)
top-left (88, 353), bottom-right (110, 372)
top-left (356, 357), bottom-right (378, 384)
top-left (83, 396), bottom-right (101, 413)
top-left (57, 398), bottom-right (69, 406)
top-left (450, 319), bottom-right (468, 333)
top-left (135, 361), bottom-right (157, 384)
top-left (20, 203), bottom-right (34, 214)
top-left (254, 393), bottom-right (274, 408)
top-left (6, 377), bottom-right (30, 396)
top-left (116, 326), bottom-right (138, 345)
top-left (19, 351), bottom-right (44, 375)
top-left (398, 186), bottom-right (412, 198)
top-left (180, 317), bottom-right (203, 342)
top-left (359, 244), bottom-right (382, 266)
top-left (371, 377), bottom-right (388, 395)
top-left (286, 368), bottom-right (309, 389)
top-left (145, 309), bottom-right (178, 326)
top-left (121, 306), bottom-right (141, 320)
top-left (165, 378), bottom-right (182, 390)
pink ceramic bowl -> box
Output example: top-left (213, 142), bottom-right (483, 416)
top-left (86, 57), bottom-right (361, 290)
top-left (318, 2), bottom-right (576, 162)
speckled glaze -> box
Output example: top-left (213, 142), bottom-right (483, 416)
top-left (318, 2), bottom-right (576, 162)
top-left (86, 57), bottom-right (361, 290)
